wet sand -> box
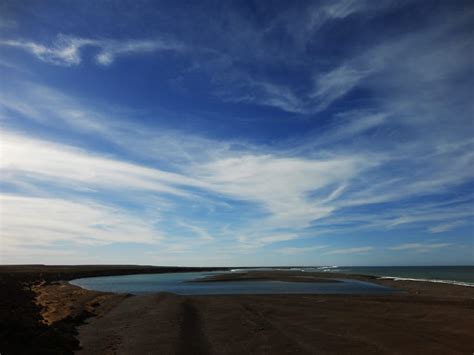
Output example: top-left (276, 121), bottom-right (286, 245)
top-left (190, 270), bottom-right (341, 283)
top-left (75, 292), bottom-right (474, 354)
top-left (196, 270), bottom-right (474, 298)
top-left (2, 266), bottom-right (474, 354)
top-left (65, 271), bottom-right (474, 354)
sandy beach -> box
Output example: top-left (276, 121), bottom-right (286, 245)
top-left (76, 292), bottom-right (474, 354)
top-left (0, 265), bottom-right (224, 354)
top-left (2, 266), bottom-right (472, 354)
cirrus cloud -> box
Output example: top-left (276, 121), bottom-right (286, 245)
top-left (0, 35), bottom-right (184, 66)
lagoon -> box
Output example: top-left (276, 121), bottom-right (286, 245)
top-left (70, 271), bottom-right (396, 295)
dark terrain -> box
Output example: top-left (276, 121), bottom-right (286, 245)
top-left (1, 266), bottom-right (474, 354)
top-left (0, 265), bottom-right (226, 354)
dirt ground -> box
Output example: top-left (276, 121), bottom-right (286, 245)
top-left (74, 271), bottom-right (474, 354)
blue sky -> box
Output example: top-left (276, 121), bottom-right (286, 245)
top-left (0, 0), bottom-right (473, 266)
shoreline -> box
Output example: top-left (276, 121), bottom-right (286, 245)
top-left (190, 270), bottom-right (474, 299)
top-left (2, 265), bottom-right (474, 354)
top-left (377, 276), bottom-right (474, 287)
top-left (67, 266), bottom-right (474, 289)
top-left (73, 271), bottom-right (474, 354)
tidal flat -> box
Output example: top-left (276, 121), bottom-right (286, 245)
top-left (1, 265), bottom-right (474, 354)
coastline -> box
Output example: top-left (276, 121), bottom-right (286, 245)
top-left (377, 276), bottom-right (474, 288)
top-left (191, 270), bottom-right (474, 299)
top-left (1, 266), bottom-right (474, 354)
top-left (68, 271), bottom-right (474, 354)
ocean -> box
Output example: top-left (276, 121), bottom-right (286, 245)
top-left (226, 266), bottom-right (474, 286)
top-left (304, 266), bottom-right (474, 286)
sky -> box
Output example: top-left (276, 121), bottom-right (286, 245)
top-left (0, 0), bottom-right (473, 266)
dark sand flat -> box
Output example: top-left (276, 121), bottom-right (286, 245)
top-left (2, 266), bottom-right (474, 354)
top-left (0, 265), bottom-right (224, 354)
top-left (72, 271), bottom-right (474, 354)
top-left (190, 270), bottom-right (341, 283)
top-left (76, 291), bottom-right (474, 355)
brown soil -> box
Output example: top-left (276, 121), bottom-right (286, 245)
top-left (76, 290), bottom-right (474, 355)
top-left (32, 281), bottom-right (127, 325)
top-left (75, 271), bottom-right (474, 354)
top-left (2, 267), bottom-right (473, 354)
top-left (0, 264), bottom-right (225, 354)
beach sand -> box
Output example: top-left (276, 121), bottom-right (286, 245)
top-left (0, 265), bottom-right (223, 354)
top-left (0, 266), bottom-right (474, 355)
top-left (47, 271), bottom-right (474, 354)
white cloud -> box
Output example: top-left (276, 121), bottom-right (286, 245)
top-left (223, 80), bottom-right (308, 114)
top-left (237, 233), bottom-right (299, 249)
top-left (325, 246), bottom-right (373, 255)
top-left (1, 74), bottom-right (471, 255)
top-left (310, 65), bottom-right (371, 111)
top-left (179, 222), bottom-right (214, 241)
top-left (193, 154), bottom-right (374, 228)
top-left (224, 4), bottom-right (473, 116)
top-left (0, 194), bottom-right (163, 253)
top-left (0, 127), bottom-right (374, 234)
top-left (2, 78), bottom-right (470, 254)
top-left (0, 35), bottom-right (184, 66)
top-left (0, 37), bottom-right (94, 66)
top-left (94, 39), bottom-right (184, 65)
top-left (1, 130), bottom-right (203, 196)
top-left (277, 245), bottom-right (327, 255)
top-left (386, 210), bottom-right (473, 229)
top-left (390, 243), bottom-right (451, 252)
top-left (429, 221), bottom-right (466, 233)
top-left (320, 0), bottom-right (369, 19)
top-left (0, 81), bottom-right (244, 168)
top-left (0, 2), bottom-right (472, 265)
top-left (0, 127), bottom-right (381, 252)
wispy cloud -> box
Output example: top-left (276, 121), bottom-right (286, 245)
top-left (429, 221), bottom-right (466, 234)
top-left (94, 38), bottom-right (184, 65)
top-left (325, 246), bottom-right (374, 255)
top-left (310, 65), bottom-right (371, 111)
top-left (0, 37), bottom-right (93, 66)
top-left (1, 130), bottom-right (201, 197)
top-left (386, 209), bottom-right (474, 230)
top-left (277, 245), bottom-right (327, 255)
top-left (0, 34), bottom-right (184, 66)
top-left (223, 80), bottom-right (308, 114)
top-left (390, 243), bottom-right (451, 252)
top-left (2, 78), bottom-right (472, 254)
top-left (0, 127), bottom-right (374, 251)
top-left (218, 3), bottom-right (473, 115)
top-left (193, 154), bottom-right (376, 229)
top-left (1, 73), bottom-right (472, 256)
top-left (0, 194), bottom-right (164, 252)
top-left (237, 233), bottom-right (299, 249)
top-left (1, 0), bottom-right (472, 265)
top-left (179, 222), bottom-right (214, 242)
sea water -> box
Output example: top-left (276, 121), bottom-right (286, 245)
top-left (300, 265), bottom-right (474, 286)
top-left (228, 266), bottom-right (474, 286)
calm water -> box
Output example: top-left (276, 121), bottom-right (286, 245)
top-left (70, 271), bottom-right (396, 295)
